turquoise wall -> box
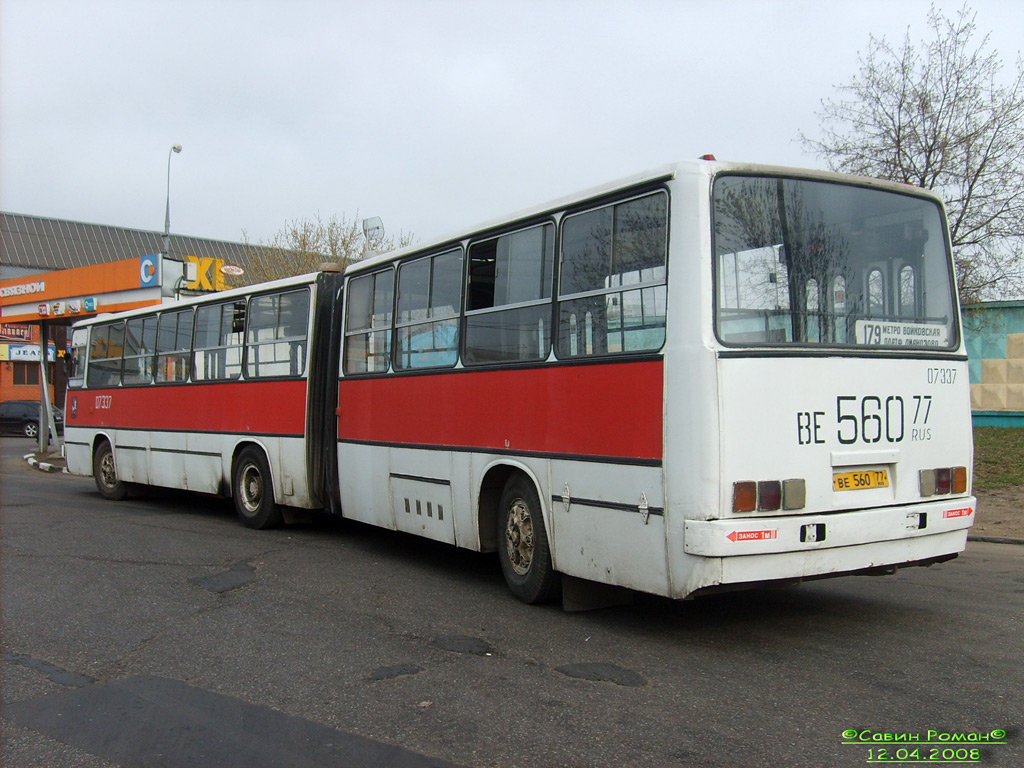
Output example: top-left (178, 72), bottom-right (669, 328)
top-left (963, 301), bottom-right (1024, 427)
top-left (963, 301), bottom-right (1024, 384)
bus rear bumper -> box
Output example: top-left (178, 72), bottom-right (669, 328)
top-left (684, 497), bottom-right (975, 557)
top-left (679, 498), bottom-right (975, 595)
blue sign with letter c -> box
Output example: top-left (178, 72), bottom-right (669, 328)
top-left (140, 255), bottom-right (159, 287)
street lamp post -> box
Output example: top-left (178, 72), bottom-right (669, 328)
top-left (162, 144), bottom-right (182, 259)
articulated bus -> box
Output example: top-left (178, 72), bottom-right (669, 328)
top-left (65, 272), bottom-right (344, 526)
top-left (65, 159), bottom-right (975, 603)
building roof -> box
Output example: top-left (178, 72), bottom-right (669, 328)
top-left (1, 211), bottom-right (261, 273)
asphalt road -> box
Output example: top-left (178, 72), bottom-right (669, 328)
top-left (1, 437), bottom-right (1021, 768)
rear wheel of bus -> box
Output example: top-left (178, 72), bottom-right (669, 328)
top-left (498, 474), bottom-right (560, 604)
top-left (233, 447), bottom-right (284, 529)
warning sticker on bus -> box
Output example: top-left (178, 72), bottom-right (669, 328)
top-left (855, 320), bottom-right (949, 347)
top-left (833, 469), bottom-right (890, 491)
top-left (943, 508), bottom-right (973, 519)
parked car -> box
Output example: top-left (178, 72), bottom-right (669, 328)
top-left (0, 400), bottom-right (64, 438)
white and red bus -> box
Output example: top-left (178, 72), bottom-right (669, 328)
top-left (65, 159), bottom-right (975, 603)
top-left (64, 271), bottom-right (345, 528)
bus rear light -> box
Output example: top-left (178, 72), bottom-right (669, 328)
top-left (783, 478), bottom-right (806, 510)
top-left (952, 466), bottom-right (968, 494)
top-left (732, 479), bottom-right (807, 512)
top-left (733, 481), bottom-right (757, 512)
top-left (757, 480), bottom-right (782, 511)
top-left (920, 466), bottom-right (968, 496)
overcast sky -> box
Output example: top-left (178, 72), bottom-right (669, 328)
top-left (2, 0), bottom-right (1022, 249)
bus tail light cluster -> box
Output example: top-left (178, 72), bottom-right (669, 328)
top-left (733, 479), bottom-right (806, 513)
top-left (919, 466), bottom-right (968, 496)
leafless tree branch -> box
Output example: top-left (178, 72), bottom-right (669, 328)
top-left (799, 3), bottom-right (1024, 302)
top-left (232, 213), bottom-right (415, 286)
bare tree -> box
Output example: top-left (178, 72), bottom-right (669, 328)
top-left (235, 212), bottom-right (414, 285)
top-left (801, 4), bottom-right (1024, 303)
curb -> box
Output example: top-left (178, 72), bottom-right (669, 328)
top-left (968, 535), bottom-right (1024, 546)
top-left (23, 453), bottom-right (68, 474)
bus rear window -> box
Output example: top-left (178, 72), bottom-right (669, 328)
top-left (712, 176), bottom-right (956, 349)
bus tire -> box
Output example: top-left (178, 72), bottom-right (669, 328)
top-left (498, 474), bottom-right (560, 604)
top-left (93, 440), bottom-right (127, 501)
top-left (233, 447), bottom-right (283, 529)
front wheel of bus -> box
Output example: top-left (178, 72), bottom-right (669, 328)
top-left (498, 475), bottom-right (560, 604)
top-left (233, 447), bottom-right (283, 529)
top-left (93, 440), bottom-right (127, 501)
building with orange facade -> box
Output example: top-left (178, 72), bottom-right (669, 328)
top-left (1, 212), bottom-right (260, 410)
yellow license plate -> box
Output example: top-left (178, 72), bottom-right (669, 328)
top-left (833, 469), bottom-right (890, 491)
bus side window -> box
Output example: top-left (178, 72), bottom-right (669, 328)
top-left (86, 321), bottom-right (125, 388)
top-left (557, 191), bottom-right (668, 358)
top-left (246, 289), bottom-right (311, 379)
top-left (156, 308), bottom-right (194, 383)
top-left (463, 223), bottom-right (554, 365)
top-left (123, 315), bottom-right (157, 385)
top-left (68, 327), bottom-right (89, 388)
top-left (194, 301), bottom-right (244, 381)
top-left (395, 248), bottom-right (462, 370)
top-left (344, 270), bottom-right (394, 374)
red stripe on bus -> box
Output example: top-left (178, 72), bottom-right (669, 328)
top-left (67, 380), bottom-right (309, 434)
top-left (338, 359), bottom-right (664, 460)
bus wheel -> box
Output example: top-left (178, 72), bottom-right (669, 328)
top-left (498, 474), bottom-right (560, 604)
top-left (233, 447), bottom-right (283, 529)
top-left (93, 440), bottom-right (127, 501)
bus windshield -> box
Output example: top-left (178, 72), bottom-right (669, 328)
top-left (713, 175), bottom-right (956, 349)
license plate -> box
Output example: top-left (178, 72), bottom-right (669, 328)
top-left (833, 469), bottom-right (890, 491)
